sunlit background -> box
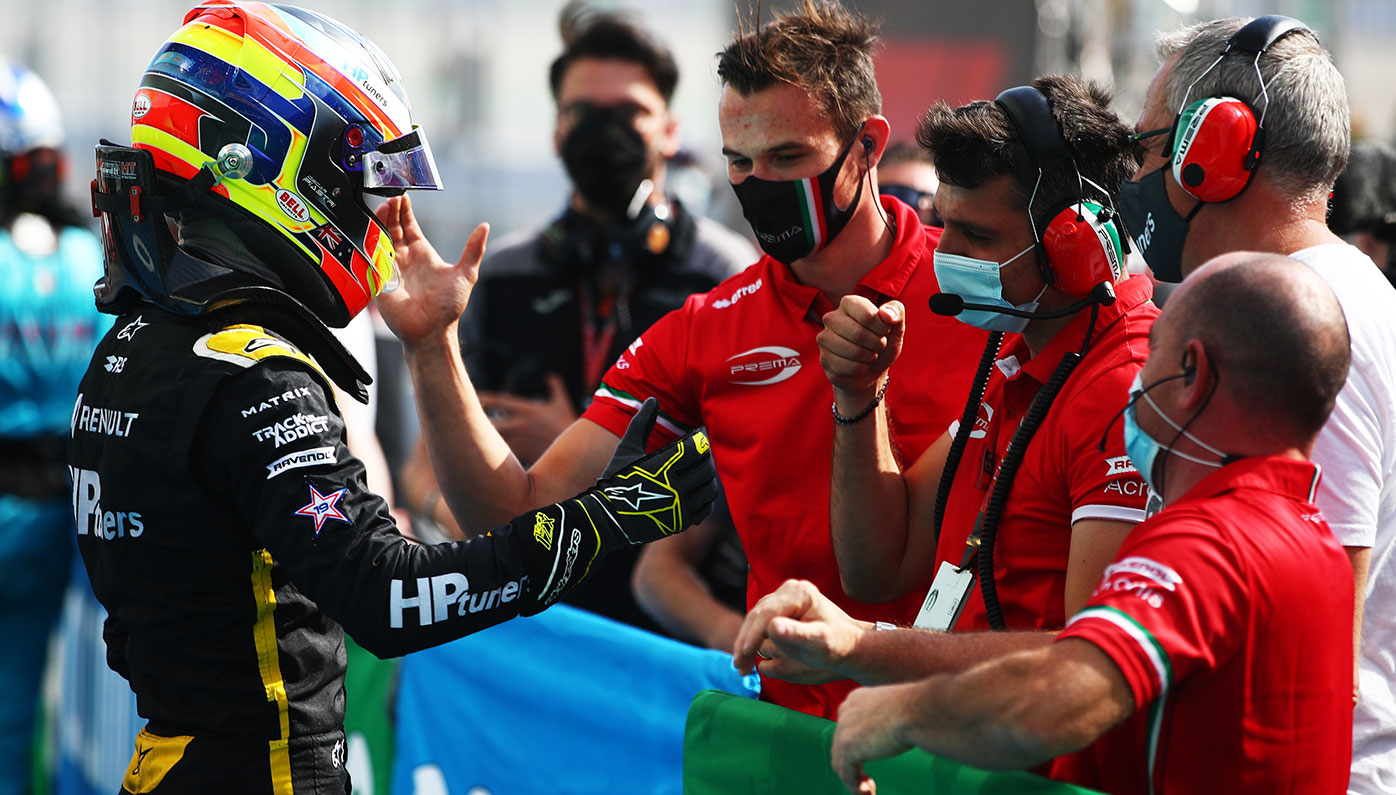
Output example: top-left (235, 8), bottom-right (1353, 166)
top-left (2, 0), bottom-right (1393, 262)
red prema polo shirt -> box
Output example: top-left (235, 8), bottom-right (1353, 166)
top-left (1056, 456), bottom-right (1353, 794)
top-left (583, 197), bottom-right (988, 718)
top-left (935, 275), bottom-right (1158, 632)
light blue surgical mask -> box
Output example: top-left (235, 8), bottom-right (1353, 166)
top-left (932, 244), bottom-right (1044, 333)
top-left (1121, 372), bottom-right (1231, 497)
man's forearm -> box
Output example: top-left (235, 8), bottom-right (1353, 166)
top-left (840, 626), bottom-right (1056, 686)
top-left (830, 392), bottom-right (915, 601)
top-left (895, 638), bottom-right (1131, 770)
top-left (894, 653), bottom-right (1075, 771)
top-left (403, 329), bottom-right (536, 531)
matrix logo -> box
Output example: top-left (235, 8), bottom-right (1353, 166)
top-left (727, 345), bottom-right (802, 386)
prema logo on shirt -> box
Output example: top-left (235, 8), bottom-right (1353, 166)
top-left (727, 345), bottom-right (802, 386)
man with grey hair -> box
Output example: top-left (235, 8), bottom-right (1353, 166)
top-left (1119, 16), bottom-right (1396, 792)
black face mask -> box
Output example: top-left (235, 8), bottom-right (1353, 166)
top-left (560, 107), bottom-right (652, 220)
top-left (729, 131), bottom-right (864, 265)
top-left (1118, 167), bottom-right (1203, 284)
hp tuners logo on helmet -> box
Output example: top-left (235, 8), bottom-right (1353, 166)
top-left (389, 573), bottom-right (528, 628)
top-left (727, 345), bottom-right (802, 386)
top-left (276, 189), bottom-right (311, 223)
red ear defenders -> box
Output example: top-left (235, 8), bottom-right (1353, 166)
top-left (1166, 15), bottom-right (1311, 203)
top-left (995, 86), bottom-right (1124, 299)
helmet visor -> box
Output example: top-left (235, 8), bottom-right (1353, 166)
top-left (363, 127), bottom-right (443, 192)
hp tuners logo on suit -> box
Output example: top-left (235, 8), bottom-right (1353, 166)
top-left (389, 573), bottom-right (528, 628)
top-left (69, 468), bottom-right (144, 541)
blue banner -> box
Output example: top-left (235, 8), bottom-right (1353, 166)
top-left (391, 604), bottom-right (759, 795)
top-left (52, 560), bottom-right (142, 795)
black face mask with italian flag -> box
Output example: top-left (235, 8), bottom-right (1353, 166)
top-left (730, 129), bottom-right (864, 265)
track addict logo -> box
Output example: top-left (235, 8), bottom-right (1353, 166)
top-left (727, 345), bottom-right (802, 386)
top-left (389, 573), bottom-right (529, 628)
top-left (253, 413), bottom-right (330, 448)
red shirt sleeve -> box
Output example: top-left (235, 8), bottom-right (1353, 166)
top-left (1057, 515), bottom-right (1247, 709)
top-left (583, 295), bottom-right (704, 448)
top-left (1058, 365), bottom-right (1152, 525)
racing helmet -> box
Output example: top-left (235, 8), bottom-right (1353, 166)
top-left (91, 1), bottom-right (442, 327)
top-left (0, 62), bottom-right (64, 156)
top-left (0, 62), bottom-right (67, 217)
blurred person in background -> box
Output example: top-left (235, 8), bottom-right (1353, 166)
top-left (376, 0), bottom-right (987, 718)
top-left (1118, 17), bottom-right (1396, 791)
top-left (1329, 139), bottom-right (1396, 287)
top-left (76, 3), bottom-right (714, 791)
top-left (401, 1), bottom-right (753, 642)
top-left (0, 60), bottom-right (109, 795)
top-left (877, 141), bottom-right (939, 226)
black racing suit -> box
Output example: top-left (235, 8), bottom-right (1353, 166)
top-left (68, 306), bottom-right (712, 793)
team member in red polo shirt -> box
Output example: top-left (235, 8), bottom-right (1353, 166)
top-left (374, 0), bottom-right (985, 719)
top-left (820, 77), bottom-right (1149, 642)
top-left (733, 76), bottom-right (1150, 685)
top-left (828, 252), bottom-right (1354, 794)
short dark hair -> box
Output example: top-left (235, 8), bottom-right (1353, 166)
top-left (716, 0), bottom-right (881, 142)
top-left (915, 74), bottom-right (1137, 228)
top-left (1175, 253), bottom-right (1350, 440)
top-left (548, 4), bottom-right (679, 104)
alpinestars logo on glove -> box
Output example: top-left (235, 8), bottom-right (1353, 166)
top-left (599, 431), bottom-right (709, 536)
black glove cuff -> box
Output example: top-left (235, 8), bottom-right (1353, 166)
top-left (511, 499), bottom-right (605, 616)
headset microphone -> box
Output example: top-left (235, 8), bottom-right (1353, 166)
top-left (929, 281), bottom-right (1116, 320)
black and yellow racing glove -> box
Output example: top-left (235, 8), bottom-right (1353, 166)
top-left (515, 398), bottom-right (717, 614)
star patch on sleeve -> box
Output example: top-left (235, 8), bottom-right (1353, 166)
top-left (293, 482), bottom-right (351, 536)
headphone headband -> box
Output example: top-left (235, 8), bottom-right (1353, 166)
top-left (995, 86), bottom-right (1074, 171)
top-left (1225, 15), bottom-right (1310, 56)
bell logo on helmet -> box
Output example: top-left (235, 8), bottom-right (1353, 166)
top-left (132, 93), bottom-right (151, 119)
top-left (276, 189), bottom-right (311, 223)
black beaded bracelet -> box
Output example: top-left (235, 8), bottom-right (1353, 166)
top-left (831, 376), bottom-right (889, 426)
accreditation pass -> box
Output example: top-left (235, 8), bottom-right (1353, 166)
top-left (913, 561), bottom-right (975, 632)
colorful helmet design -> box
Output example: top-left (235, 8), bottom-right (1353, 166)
top-left (95, 1), bottom-right (441, 326)
top-left (0, 62), bottom-right (64, 156)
